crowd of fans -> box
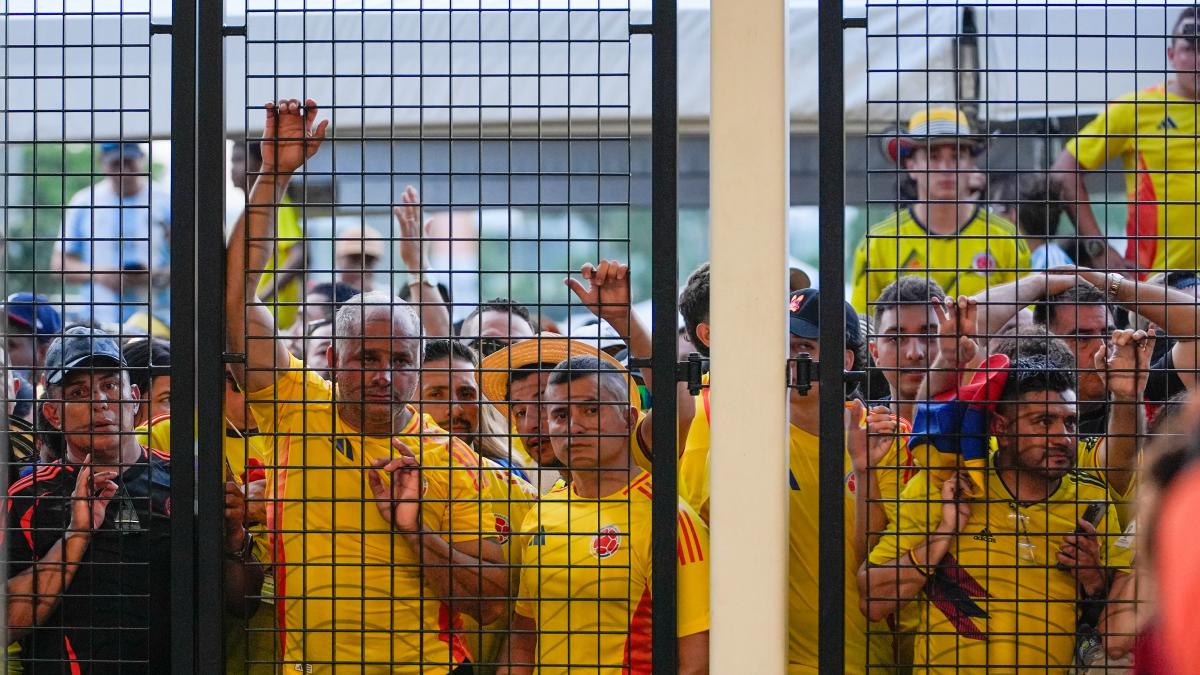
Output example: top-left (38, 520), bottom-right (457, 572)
top-left (8, 6), bottom-right (1200, 674)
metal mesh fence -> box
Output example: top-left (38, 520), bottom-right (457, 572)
top-left (9, 0), bottom-right (1200, 673)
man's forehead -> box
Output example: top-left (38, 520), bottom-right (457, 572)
top-left (878, 304), bottom-right (937, 332)
top-left (62, 368), bottom-right (122, 386)
top-left (1014, 389), bottom-right (1077, 408)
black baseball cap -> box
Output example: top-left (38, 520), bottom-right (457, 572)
top-left (788, 289), bottom-right (864, 351)
top-left (44, 327), bottom-right (125, 386)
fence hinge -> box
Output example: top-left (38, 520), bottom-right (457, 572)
top-left (223, 24), bottom-right (248, 37)
top-left (842, 16), bottom-right (867, 30)
top-left (629, 23), bottom-right (654, 35)
top-left (789, 354), bottom-right (868, 396)
top-left (150, 22), bottom-right (172, 36)
top-left (627, 353), bottom-right (709, 396)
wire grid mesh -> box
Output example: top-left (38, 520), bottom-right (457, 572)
top-left (845, 2), bottom-right (1198, 672)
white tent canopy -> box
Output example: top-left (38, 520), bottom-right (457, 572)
top-left (1, 1), bottom-right (1191, 143)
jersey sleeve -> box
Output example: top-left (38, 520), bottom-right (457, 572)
top-left (1067, 101), bottom-right (1133, 170)
top-left (850, 237), bottom-right (872, 314)
top-left (867, 471), bottom-right (940, 566)
top-left (245, 354), bottom-right (328, 434)
top-left (423, 440), bottom-right (492, 544)
top-left (675, 503), bottom-right (710, 637)
top-left (512, 508), bottom-right (541, 620)
top-left (677, 394), bottom-right (711, 520)
top-left (5, 485), bottom-right (41, 578)
top-left (630, 411), bottom-right (652, 473)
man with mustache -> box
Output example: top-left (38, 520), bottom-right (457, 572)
top-left (5, 327), bottom-right (259, 673)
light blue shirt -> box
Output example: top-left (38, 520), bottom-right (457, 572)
top-left (63, 181), bottom-right (171, 325)
top-left (1029, 242), bottom-right (1073, 270)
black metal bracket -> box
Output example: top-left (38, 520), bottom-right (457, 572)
top-left (150, 23), bottom-right (172, 35)
top-left (627, 352), bottom-right (708, 396)
top-left (221, 352), bottom-right (247, 364)
top-left (842, 16), bottom-right (867, 29)
top-left (629, 23), bottom-right (654, 35)
top-left (222, 25), bottom-right (247, 37)
top-left (789, 353), bottom-right (868, 397)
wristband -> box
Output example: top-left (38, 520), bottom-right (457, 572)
top-left (909, 549), bottom-right (931, 577)
top-left (225, 530), bottom-right (254, 562)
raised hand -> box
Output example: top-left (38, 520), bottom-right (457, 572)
top-left (393, 185), bottom-right (431, 273)
top-left (365, 445), bottom-right (423, 533)
top-left (260, 98), bottom-right (329, 177)
top-left (70, 457), bottom-right (118, 533)
top-left (931, 296), bottom-right (979, 367)
top-left (1096, 329), bottom-right (1154, 401)
top-left (565, 260), bottom-right (631, 328)
top-left (845, 400), bottom-right (898, 475)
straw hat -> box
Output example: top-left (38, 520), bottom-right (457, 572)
top-left (884, 107), bottom-right (986, 163)
top-left (480, 332), bottom-right (643, 418)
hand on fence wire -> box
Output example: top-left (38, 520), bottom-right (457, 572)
top-left (70, 458), bottom-right (118, 533)
top-left (393, 185), bottom-right (432, 274)
top-left (224, 481), bottom-right (249, 554)
top-left (366, 442), bottom-right (423, 533)
top-left (1097, 329), bottom-right (1154, 401)
top-left (565, 260), bottom-right (632, 328)
top-left (938, 471), bottom-right (974, 535)
top-left (845, 400), bottom-right (897, 475)
top-left (261, 98), bottom-right (329, 176)
top-left (931, 296), bottom-right (979, 367)
top-left (1057, 519), bottom-right (1106, 597)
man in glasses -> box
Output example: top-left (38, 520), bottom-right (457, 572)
top-left (860, 354), bottom-right (1134, 671)
top-left (5, 327), bottom-right (260, 673)
top-left (1053, 6), bottom-right (1200, 276)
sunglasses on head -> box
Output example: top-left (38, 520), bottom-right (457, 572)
top-left (467, 337), bottom-right (509, 358)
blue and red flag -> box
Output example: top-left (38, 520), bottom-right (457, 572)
top-left (908, 353), bottom-right (1010, 492)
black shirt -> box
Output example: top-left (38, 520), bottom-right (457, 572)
top-left (1144, 348), bottom-right (1187, 405)
top-left (6, 449), bottom-right (172, 674)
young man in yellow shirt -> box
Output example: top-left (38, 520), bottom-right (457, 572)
top-left (861, 355), bottom-right (1135, 672)
top-left (227, 98), bottom-right (511, 673)
top-left (852, 107), bottom-right (1030, 314)
top-left (1053, 6), bottom-right (1200, 276)
top-left (500, 356), bottom-right (709, 675)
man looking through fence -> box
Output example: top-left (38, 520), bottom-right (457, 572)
top-left (860, 354), bottom-right (1135, 671)
top-left (5, 327), bottom-right (261, 673)
top-left (1052, 6), bottom-right (1200, 276)
top-left (498, 357), bottom-right (710, 675)
top-left (851, 107), bottom-right (1030, 314)
top-left (226, 98), bottom-right (510, 672)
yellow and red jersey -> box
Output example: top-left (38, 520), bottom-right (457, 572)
top-left (513, 472), bottom-right (709, 674)
top-left (1068, 85), bottom-right (1200, 273)
top-left (247, 355), bottom-right (499, 673)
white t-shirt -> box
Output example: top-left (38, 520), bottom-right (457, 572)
top-left (62, 181), bottom-right (171, 325)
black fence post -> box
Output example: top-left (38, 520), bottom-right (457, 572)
top-left (817, 0), bottom-right (846, 673)
top-left (169, 0), bottom-right (198, 673)
top-left (195, 0), bottom-right (227, 670)
top-left (649, 0), bottom-right (680, 672)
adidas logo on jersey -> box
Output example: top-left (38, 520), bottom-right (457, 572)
top-left (973, 528), bottom-right (996, 543)
top-left (1160, 116), bottom-right (1179, 131)
top-left (531, 526), bottom-right (546, 546)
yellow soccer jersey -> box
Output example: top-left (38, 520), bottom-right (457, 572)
top-left (513, 472), bottom-right (710, 674)
top-left (851, 207), bottom-right (1031, 314)
top-left (1068, 85), bottom-right (1200, 273)
top-left (867, 454), bottom-right (1134, 673)
top-left (788, 425), bottom-right (872, 674)
top-left (677, 383), bottom-right (712, 521)
top-left (136, 413), bottom-right (271, 484)
top-left (248, 355), bottom-right (496, 673)
top-left (458, 456), bottom-right (538, 669)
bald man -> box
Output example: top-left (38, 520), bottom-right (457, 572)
top-left (226, 98), bottom-right (511, 673)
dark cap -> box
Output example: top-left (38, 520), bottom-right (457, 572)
top-left (44, 327), bottom-right (125, 386)
top-left (5, 293), bottom-right (63, 335)
top-left (99, 142), bottom-right (145, 163)
top-left (788, 289), bottom-right (864, 351)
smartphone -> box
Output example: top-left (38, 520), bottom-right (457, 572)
top-left (1056, 501), bottom-right (1105, 571)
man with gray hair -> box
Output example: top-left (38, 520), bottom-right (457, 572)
top-left (226, 98), bottom-right (509, 672)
